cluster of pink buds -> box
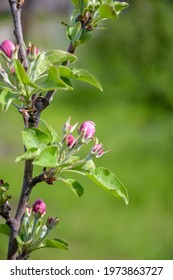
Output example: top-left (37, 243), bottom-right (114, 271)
top-left (19, 199), bottom-right (59, 254)
top-left (0, 40), bottom-right (15, 59)
top-left (61, 118), bottom-right (106, 161)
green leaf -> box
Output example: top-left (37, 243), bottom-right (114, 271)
top-left (87, 167), bottom-right (129, 204)
top-left (13, 59), bottom-right (36, 88)
top-left (99, 4), bottom-right (118, 19)
top-left (113, 1), bottom-right (129, 14)
top-left (61, 178), bottom-right (84, 197)
top-left (68, 22), bottom-right (82, 46)
top-left (33, 50), bottom-right (77, 79)
top-left (59, 66), bottom-right (103, 91)
top-left (0, 224), bottom-right (10, 236)
top-left (33, 146), bottom-right (58, 167)
top-left (22, 128), bottom-right (51, 150)
top-left (72, 0), bottom-right (88, 11)
top-left (44, 238), bottom-right (69, 250)
top-left (39, 119), bottom-right (60, 143)
top-left (0, 89), bottom-right (18, 111)
top-left (15, 148), bottom-right (40, 163)
top-left (35, 65), bottom-right (72, 91)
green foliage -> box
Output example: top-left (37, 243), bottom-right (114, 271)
top-left (22, 128), bottom-right (51, 150)
top-left (68, 0), bottom-right (129, 49)
top-left (33, 146), bottom-right (58, 167)
top-left (87, 167), bottom-right (129, 204)
top-left (99, 4), bottom-right (118, 19)
top-left (0, 48), bottom-right (103, 110)
top-left (60, 178), bottom-right (84, 197)
top-left (59, 66), bottom-right (103, 91)
top-left (43, 238), bottom-right (69, 250)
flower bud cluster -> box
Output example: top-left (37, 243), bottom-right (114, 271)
top-left (59, 118), bottom-right (107, 166)
top-left (18, 198), bottom-right (59, 256)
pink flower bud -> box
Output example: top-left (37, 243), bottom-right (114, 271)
top-left (0, 40), bottom-right (15, 58)
top-left (65, 134), bottom-right (76, 148)
top-left (79, 121), bottom-right (96, 140)
top-left (91, 143), bottom-right (104, 158)
top-left (46, 217), bottom-right (59, 229)
top-left (32, 199), bottom-right (46, 217)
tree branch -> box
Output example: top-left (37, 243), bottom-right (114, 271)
top-left (8, 0), bottom-right (28, 69)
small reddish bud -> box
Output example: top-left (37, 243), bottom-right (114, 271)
top-left (65, 134), bottom-right (76, 148)
top-left (46, 217), bottom-right (59, 229)
top-left (0, 40), bottom-right (15, 59)
top-left (91, 143), bottom-right (104, 158)
top-left (32, 199), bottom-right (46, 217)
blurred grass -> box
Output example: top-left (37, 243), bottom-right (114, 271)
top-left (1, 0), bottom-right (173, 260)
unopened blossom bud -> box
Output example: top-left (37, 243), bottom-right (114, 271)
top-left (63, 117), bottom-right (78, 135)
top-left (46, 217), bottom-right (59, 229)
top-left (65, 134), bottom-right (76, 148)
top-left (91, 143), bottom-right (104, 158)
top-left (0, 40), bottom-right (15, 59)
top-left (32, 199), bottom-right (46, 217)
top-left (27, 44), bottom-right (39, 61)
top-left (79, 121), bottom-right (96, 140)
top-left (25, 206), bottom-right (32, 217)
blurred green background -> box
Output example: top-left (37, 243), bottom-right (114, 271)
top-left (1, 0), bottom-right (173, 260)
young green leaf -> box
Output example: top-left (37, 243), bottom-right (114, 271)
top-left (39, 119), bottom-right (60, 143)
top-left (72, 0), bottom-right (88, 12)
top-left (99, 4), bottom-right (118, 19)
top-left (68, 22), bottom-right (82, 46)
top-left (0, 89), bottom-right (18, 111)
top-left (113, 1), bottom-right (129, 14)
top-left (44, 238), bottom-right (69, 250)
top-left (13, 59), bottom-right (36, 88)
top-left (22, 128), bottom-right (51, 150)
top-left (33, 50), bottom-right (77, 79)
top-left (35, 65), bottom-right (73, 91)
top-left (60, 178), bottom-right (84, 197)
top-left (87, 167), bottom-right (129, 204)
top-left (15, 148), bottom-right (40, 163)
top-left (33, 146), bottom-right (58, 167)
top-left (0, 224), bottom-right (10, 236)
top-left (59, 66), bottom-right (103, 91)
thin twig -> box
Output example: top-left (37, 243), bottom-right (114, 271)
top-left (8, 0), bottom-right (28, 69)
